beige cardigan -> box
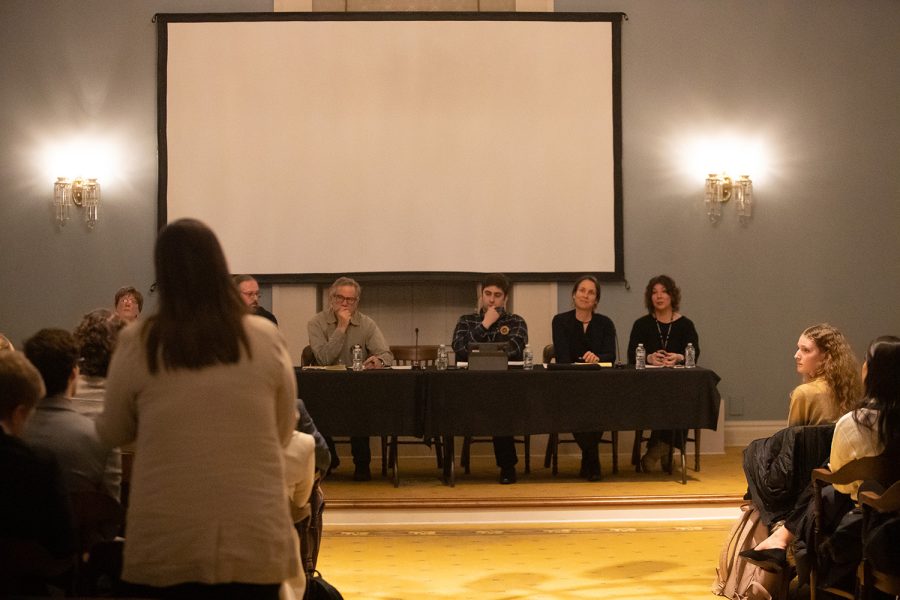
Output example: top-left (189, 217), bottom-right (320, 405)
top-left (97, 316), bottom-right (300, 587)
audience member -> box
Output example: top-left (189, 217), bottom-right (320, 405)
top-left (452, 273), bottom-right (528, 484)
top-left (787, 323), bottom-right (862, 426)
top-left (114, 286), bottom-right (143, 323)
top-left (0, 351), bottom-right (75, 582)
top-left (741, 335), bottom-right (899, 575)
top-left (96, 218), bottom-right (302, 599)
top-left (23, 328), bottom-right (121, 500)
top-left (627, 274), bottom-right (700, 471)
top-left (307, 276), bottom-right (393, 481)
top-left (281, 430), bottom-right (316, 597)
top-left (551, 275), bottom-right (616, 481)
top-left (71, 308), bottom-right (125, 420)
top-left (233, 274), bottom-right (278, 325)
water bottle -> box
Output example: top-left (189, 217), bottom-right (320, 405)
top-left (351, 344), bottom-right (363, 371)
top-left (685, 343), bottom-right (696, 368)
top-left (523, 344), bottom-right (534, 370)
top-left (635, 343), bottom-right (646, 370)
top-left (436, 344), bottom-right (448, 371)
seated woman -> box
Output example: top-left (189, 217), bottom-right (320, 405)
top-left (626, 274), bottom-right (699, 470)
top-left (741, 335), bottom-right (899, 574)
top-left (71, 308), bottom-right (125, 420)
top-left (551, 275), bottom-right (616, 481)
top-left (787, 323), bottom-right (861, 427)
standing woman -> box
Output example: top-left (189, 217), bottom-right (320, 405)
top-left (627, 274), bottom-right (700, 471)
top-left (552, 275), bottom-right (616, 480)
top-left (96, 219), bottom-right (299, 599)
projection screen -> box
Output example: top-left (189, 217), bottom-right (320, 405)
top-left (157, 12), bottom-right (624, 281)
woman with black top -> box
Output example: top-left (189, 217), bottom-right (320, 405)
top-left (627, 274), bottom-right (700, 471)
top-left (552, 275), bottom-right (617, 480)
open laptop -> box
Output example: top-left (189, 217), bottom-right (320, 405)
top-left (467, 342), bottom-right (509, 371)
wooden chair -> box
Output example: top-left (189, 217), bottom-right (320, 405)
top-left (809, 443), bottom-right (900, 600)
top-left (541, 344), bottom-right (618, 476)
top-left (859, 480), bottom-right (900, 600)
top-left (384, 345), bottom-right (444, 487)
top-left (301, 345), bottom-right (390, 478)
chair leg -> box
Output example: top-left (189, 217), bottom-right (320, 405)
top-left (461, 436), bottom-right (472, 474)
top-left (693, 428), bottom-right (701, 471)
top-left (524, 435), bottom-right (531, 474)
top-left (611, 431), bottom-right (619, 474)
top-left (390, 437), bottom-right (399, 488)
top-left (632, 430), bottom-right (644, 471)
top-left (381, 436), bottom-right (389, 477)
top-left (544, 433), bottom-right (556, 469)
top-left (680, 445), bottom-right (687, 485)
top-left (433, 437), bottom-right (444, 470)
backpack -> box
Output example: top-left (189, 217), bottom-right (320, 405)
top-left (305, 570), bottom-right (344, 600)
top-left (712, 502), bottom-right (792, 600)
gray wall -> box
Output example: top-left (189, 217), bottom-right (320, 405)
top-left (2, 0), bottom-right (898, 423)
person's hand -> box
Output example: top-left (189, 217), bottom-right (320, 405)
top-left (363, 356), bottom-right (384, 370)
top-left (335, 307), bottom-right (353, 331)
top-left (648, 350), bottom-right (667, 366)
top-left (581, 351), bottom-right (600, 363)
top-left (482, 306), bottom-right (501, 329)
top-left (662, 352), bottom-right (682, 367)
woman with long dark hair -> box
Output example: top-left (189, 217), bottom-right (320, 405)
top-left (97, 219), bottom-right (299, 599)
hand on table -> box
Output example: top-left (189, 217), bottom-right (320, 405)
top-left (580, 351), bottom-right (600, 363)
top-left (363, 356), bottom-right (384, 370)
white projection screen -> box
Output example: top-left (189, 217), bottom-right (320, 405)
top-left (157, 12), bottom-right (624, 282)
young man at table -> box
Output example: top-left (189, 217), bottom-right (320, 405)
top-left (451, 273), bottom-right (529, 484)
top-left (307, 277), bottom-right (393, 481)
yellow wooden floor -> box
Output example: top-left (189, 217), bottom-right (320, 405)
top-left (316, 521), bottom-right (731, 599)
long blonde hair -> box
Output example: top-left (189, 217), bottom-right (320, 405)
top-left (802, 323), bottom-right (862, 414)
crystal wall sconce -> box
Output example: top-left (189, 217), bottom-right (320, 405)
top-left (54, 177), bottom-right (101, 228)
top-left (704, 174), bottom-right (752, 224)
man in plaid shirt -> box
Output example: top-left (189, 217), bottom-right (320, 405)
top-left (451, 273), bottom-right (528, 484)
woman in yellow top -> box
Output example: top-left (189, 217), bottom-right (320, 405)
top-left (788, 323), bottom-right (860, 426)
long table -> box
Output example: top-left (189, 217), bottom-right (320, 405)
top-left (295, 366), bottom-right (721, 485)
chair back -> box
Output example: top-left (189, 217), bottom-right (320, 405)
top-left (812, 441), bottom-right (900, 490)
top-left (543, 344), bottom-right (555, 364)
top-left (301, 345), bottom-right (319, 367)
top-left (390, 345), bottom-right (438, 366)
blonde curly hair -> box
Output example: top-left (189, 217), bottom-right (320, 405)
top-left (802, 323), bottom-right (863, 415)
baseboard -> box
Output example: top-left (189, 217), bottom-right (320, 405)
top-left (723, 420), bottom-right (784, 448)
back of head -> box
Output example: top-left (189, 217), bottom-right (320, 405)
top-left (0, 333), bottom-right (13, 352)
top-left (863, 335), bottom-right (900, 446)
top-left (148, 218), bottom-right (249, 373)
top-left (801, 323), bottom-right (862, 415)
top-left (0, 351), bottom-right (46, 421)
top-left (23, 328), bottom-right (78, 398)
top-left (74, 308), bottom-right (125, 377)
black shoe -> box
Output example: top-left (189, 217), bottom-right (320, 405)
top-left (499, 467), bottom-right (517, 485)
top-left (738, 547), bottom-right (787, 573)
top-left (587, 466), bottom-right (603, 482)
top-left (353, 465), bottom-right (372, 482)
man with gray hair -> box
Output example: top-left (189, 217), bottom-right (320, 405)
top-left (307, 277), bottom-right (393, 481)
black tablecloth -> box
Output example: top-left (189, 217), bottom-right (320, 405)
top-left (296, 366), bottom-right (720, 438)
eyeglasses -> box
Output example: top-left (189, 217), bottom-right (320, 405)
top-left (332, 294), bottom-right (358, 305)
top-left (241, 291), bottom-right (261, 299)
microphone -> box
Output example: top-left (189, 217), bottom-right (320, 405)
top-left (613, 328), bottom-right (625, 368)
top-left (414, 327), bottom-right (420, 369)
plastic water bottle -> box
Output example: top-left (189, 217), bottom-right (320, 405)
top-left (436, 344), bottom-right (448, 370)
top-left (635, 343), bottom-right (646, 370)
top-left (685, 343), bottom-right (696, 368)
top-left (351, 344), bottom-right (363, 371)
top-left (523, 344), bottom-right (534, 370)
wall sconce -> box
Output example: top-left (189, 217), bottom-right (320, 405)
top-left (704, 173), bottom-right (752, 224)
top-left (54, 177), bottom-right (101, 228)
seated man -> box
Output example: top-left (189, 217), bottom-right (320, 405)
top-left (233, 274), bottom-right (278, 325)
top-left (307, 277), bottom-right (393, 481)
top-left (0, 351), bottom-right (76, 579)
top-left (113, 286), bottom-right (142, 324)
top-left (22, 329), bottom-right (121, 500)
top-left (452, 273), bottom-right (528, 484)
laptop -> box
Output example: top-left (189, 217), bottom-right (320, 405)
top-left (467, 342), bottom-right (509, 371)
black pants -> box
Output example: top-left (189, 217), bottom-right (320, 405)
top-left (493, 436), bottom-right (518, 469)
top-left (324, 435), bottom-right (371, 468)
top-left (573, 431), bottom-right (602, 467)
